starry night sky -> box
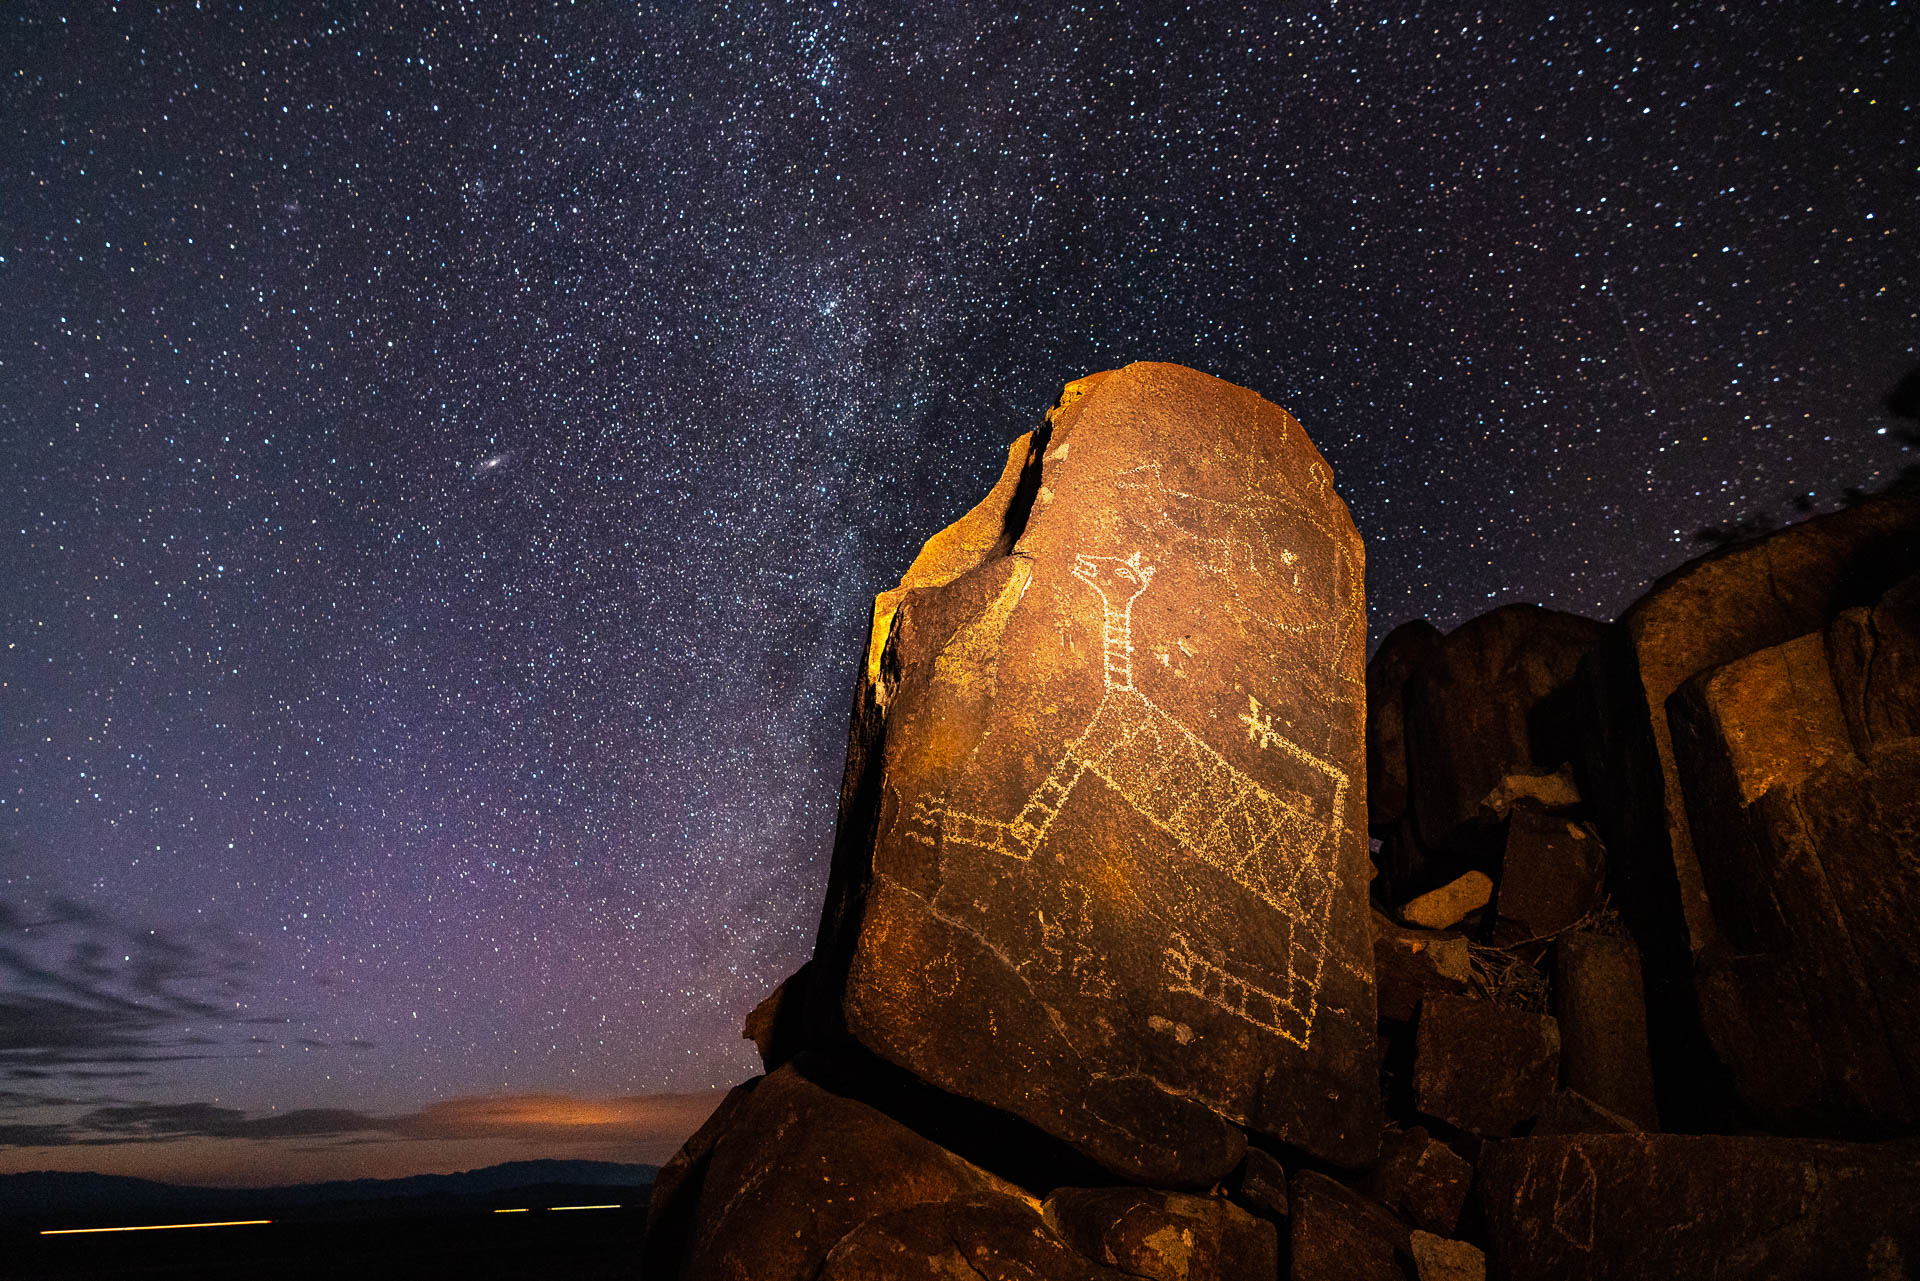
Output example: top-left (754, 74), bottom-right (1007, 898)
top-left (2, 3), bottom-right (1913, 1182)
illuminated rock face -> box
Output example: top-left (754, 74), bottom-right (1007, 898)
top-left (812, 362), bottom-right (1379, 1182)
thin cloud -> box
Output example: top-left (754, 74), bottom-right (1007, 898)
top-left (0, 891), bottom-right (283, 1081)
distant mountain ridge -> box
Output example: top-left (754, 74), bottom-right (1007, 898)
top-left (0, 1158), bottom-right (656, 1220)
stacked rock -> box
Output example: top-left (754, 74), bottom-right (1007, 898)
top-left (1366, 490), bottom-right (1920, 1278)
top-left (646, 364), bottom-right (1920, 1281)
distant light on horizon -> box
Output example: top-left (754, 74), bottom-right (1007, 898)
top-left (40, 1219), bottom-right (273, 1236)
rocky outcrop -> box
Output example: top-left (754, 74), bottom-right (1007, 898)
top-left (1413, 995), bottom-right (1561, 1137)
top-left (811, 362), bottom-right (1378, 1178)
top-left (1043, 1186), bottom-right (1279, 1281)
top-left (1577, 493), bottom-right (1920, 1129)
top-left (818, 1193), bottom-right (1133, 1281)
top-left (1490, 811), bottom-right (1606, 952)
top-left (1478, 1133), bottom-right (1920, 1280)
top-left (1363, 1125), bottom-right (1472, 1235)
top-left (1551, 931), bottom-right (1657, 1130)
top-left (1828, 571), bottom-right (1920, 749)
top-left (667, 1063), bottom-right (1025, 1281)
top-left (1288, 1170), bottom-right (1411, 1281)
top-left (1402, 604), bottom-right (1607, 855)
top-left (1367, 619), bottom-right (1443, 833)
top-left (648, 372), bottom-right (1920, 1280)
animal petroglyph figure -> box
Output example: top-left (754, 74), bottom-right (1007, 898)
top-left (911, 549), bottom-right (1348, 1048)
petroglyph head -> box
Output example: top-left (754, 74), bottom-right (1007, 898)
top-left (1072, 550), bottom-right (1155, 606)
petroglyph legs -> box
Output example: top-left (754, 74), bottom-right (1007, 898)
top-left (911, 548), bottom-right (1349, 1049)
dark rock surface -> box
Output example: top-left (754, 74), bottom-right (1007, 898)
top-left (1490, 810), bottom-right (1605, 950)
top-left (1364, 1125), bottom-right (1472, 1235)
top-left (1477, 1133), bottom-right (1920, 1280)
top-left (672, 1063), bottom-right (1022, 1281)
top-left (1372, 911), bottom-right (1472, 1024)
top-left (1746, 739), bottom-right (1920, 1124)
top-left (650, 377), bottom-right (1920, 1279)
top-left (1232, 1146), bottom-right (1290, 1221)
top-left (1828, 571), bottom-right (1920, 749)
top-left (812, 362), bottom-right (1379, 1178)
top-left (1044, 1186), bottom-right (1279, 1281)
top-left (1583, 493), bottom-right (1920, 1129)
top-left (1414, 995), bottom-right (1559, 1137)
top-left (1667, 632), bottom-right (1855, 959)
top-left (742, 961), bottom-right (811, 1070)
top-left (1551, 932), bottom-right (1657, 1130)
top-left (1409, 1231), bottom-right (1485, 1281)
top-left (1367, 619), bottom-right (1443, 833)
top-left (1529, 1088), bottom-right (1641, 1136)
top-left (640, 1075), bottom-right (760, 1281)
top-left (819, 1192), bottom-right (1131, 1281)
top-left (1288, 1170), bottom-right (1410, 1281)
top-left (1402, 603), bottom-right (1606, 854)
top-left (1663, 631), bottom-right (1916, 1130)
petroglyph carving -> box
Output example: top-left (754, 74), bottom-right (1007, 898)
top-left (913, 548), bottom-right (1348, 1048)
top-left (1110, 462), bottom-right (1342, 640)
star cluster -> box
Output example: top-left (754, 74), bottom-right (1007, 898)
top-left (1, 2), bottom-right (1911, 1149)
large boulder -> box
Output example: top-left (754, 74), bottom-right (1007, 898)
top-left (1477, 1133), bottom-right (1920, 1280)
top-left (1367, 619), bottom-right (1443, 833)
top-left (1573, 493), bottom-right (1920, 1128)
top-left (1371, 911), bottom-right (1472, 1024)
top-left (1413, 995), bottom-right (1560, 1137)
top-left (1043, 1186), bottom-right (1279, 1281)
top-left (1403, 604), bottom-right (1607, 855)
top-left (810, 364), bottom-right (1381, 1178)
top-left (1743, 739), bottom-right (1920, 1125)
top-left (1664, 633), bottom-right (1910, 1128)
top-left (1550, 932), bottom-right (1657, 1130)
top-left (818, 1192), bottom-right (1132, 1281)
top-left (1288, 1170), bottom-right (1411, 1281)
top-left (1827, 570), bottom-right (1920, 749)
top-left (1489, 811), bottom-right (1606, 951)
top-left (641, 1077), bottom-right (761, 1280)
top-left (1363, 1125), bottom-right (1472, 1235)
top-left (664, 1062), bottom-right (1024, 1281)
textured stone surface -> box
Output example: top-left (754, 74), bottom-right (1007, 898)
top-left (1372, 910), bottom-right (1473, 1023)
top-left (813, 363), bottom-right (1379, 1178)
top-left (742, 961), bottom-right (810, 1070)
top-left (1044, 1186), bottom-right (1279, 1281)
top-left (1367, 619), bottom-right (1443, 833)
top-left (1828, 571), bottom-right (1920, 750)
top-left (1551, 932), bottom-right (1657, 1130)
top-left (673, 1063), bottom-right (1021, 1281)
top-left (1478, 1133), bottom-right (1920, 1281)
top-left (1399, 871), bottom-right (1492, 930)
top-left (1409, 1231), bottom-right (1485, 1281)
top-left (1477, 764), bottom-right (1582, 820)
top-left (641, 1076), bottom-right (760, 1281)
top-left (1289, 1170), bottom-right (1410, 1281)
top-left (1740, 739), bottom-right (1920, 1126)
top-left (1232, 1146), bottom-right (1290, 1221)
top-left (1364, 1125), bottom-right (1472, 1236)
top-left (1375, 813), bottom-right (1438, 903)
top-left (1664, 632), bottom-right (1917, 1130)
top-left (819, 1192), bottom-right (1132, 1281)
top-left (1530, 1088), bottom-right (1641, 1136)
top-left (1415, 995), bottom-right (1560, 1137)
top-left (1582, 494), bottom-right (1920, 1130)
top-left (1402, 603), bottom-right (1607, 854)
top-left (1491, 811), bottom-right (1605, 949)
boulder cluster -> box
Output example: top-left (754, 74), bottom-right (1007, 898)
top-left (645, 364), bottom-right (1920, 1280)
